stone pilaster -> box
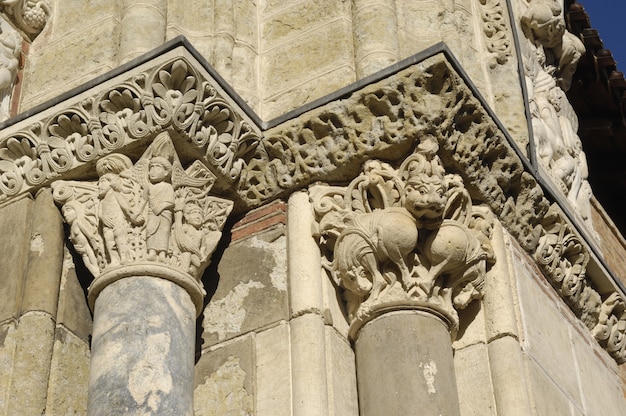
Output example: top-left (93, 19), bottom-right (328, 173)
top-left (52, 132), bottom-right (233, 415)
top-left (311, 138), bottom-right (495, 415)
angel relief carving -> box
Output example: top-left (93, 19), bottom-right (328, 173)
top-left (51, 131), bottom-right (233, 280)
top-left (312, 139), bottom-right (495, 337)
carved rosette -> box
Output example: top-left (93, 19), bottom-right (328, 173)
top-left (0, 57), bottom-right (261, 202)
top-left (52, 132), bottom-right (233, 314)
top-left (0, 0), bottom-right (50, 40)
top-left (311, 139), bottom-right (495, 339)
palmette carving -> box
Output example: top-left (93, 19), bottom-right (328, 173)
top-left (0, 57), bottom-right (261, 201)
top-left (52, 132), bottom-right (233, 281)
top-left (312, 139), bottom-right (495, 338)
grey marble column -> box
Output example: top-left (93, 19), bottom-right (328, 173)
top-left (87, 276), bottom-right (196, 416)
top-left (354, 310), bottom-right (461, 416)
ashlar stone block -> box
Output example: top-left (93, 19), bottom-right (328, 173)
top-left (255, 322), bottom-right (292, 416)
top-left (194, 334), bottom-right (254, 416)
top-left (203, 235), bottom-right (288, 347)
top-left (516, 254), bottom-right (582, 408)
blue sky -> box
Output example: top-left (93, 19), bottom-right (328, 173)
top-left (580, 1), bottom-right (626, 70)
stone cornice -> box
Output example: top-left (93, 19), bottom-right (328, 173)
top-left (0, 41), bottom-right (262, 205)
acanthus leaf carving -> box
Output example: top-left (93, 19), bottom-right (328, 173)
top-left (312, 138), bottom-right (495, 339)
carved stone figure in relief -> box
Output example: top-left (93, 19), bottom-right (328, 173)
top-left (172, 197), bottom-right (224, 276)
top-left (0, 18), bottom-right (19, 121)
top-left (96, 154), bottom-right (140, 266)
top-left (312, 139), bottom-right (495, 335)
top-left (52, 131), bottom-right (233, 281)
top-left (521, 1), bottom-right (595, 234)
top-left (62, 200), bottom-right (101, 276)
top-left (141, 156), bottom-right (175, 261)
top-left (521, 1), bottom-right (584, 91)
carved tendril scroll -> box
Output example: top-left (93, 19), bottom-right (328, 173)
top-left (51, 132), bottom-right (233, 311)
top-left (0, 57), bottom-right (261, 202)
top-left (311, 138), bottom-right (495, 339)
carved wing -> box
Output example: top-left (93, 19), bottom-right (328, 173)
top-left (51, 180), bottom-right (104, 275)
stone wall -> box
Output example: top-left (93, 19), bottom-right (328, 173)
top-left (15, 0), bottom-right (527, 147)
top-left (1, 0), bottom-right (626, 414)
top-left (454, 224), bottom-right (626, 415)
top-left (0, 192), bottom-right (91, 415)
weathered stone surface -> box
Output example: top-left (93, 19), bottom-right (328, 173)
top-left (88, 277), bottom-right (196, 416)
top-left (194, 335), bottom-right (254, 416)
top-left (526, 357), bottom-right (580, 415)
top-left (6, 312), bottom-right (55, 416)
top-left (261, 18), bottom-right (355, 118)
top-left (261, 0), bottom-right (350, 51)
top-left (22, 188), bottom-right (64, 315)
top-left (21, 18), bottom-right (120, 110)
top-left (56, 247), bottom-right (92, 342)
top-left (255, 323), bottom-right (291, 416)
top-left (290, 313), bottom-right (329, 416)
top-left (0, 319), bottom-right (17, 413)
top-left (454, 343), bottom-right (497, 416)
top-left (203, 234), bottom-right (288, 346)
top-left (0, 195), bottom-right (31, 321)
top-left (572, 324), bottom-right (625, 416)
top-left (486, 336), bottom-right (534, 415)
top-left (45, 327), bottom-right (90, 415)
top-left (516, 253), bottom-right (582, 407)
top-left (355, 311), bottom-right (461, 416)
top-left (325, 326), bottom-right (358, 416)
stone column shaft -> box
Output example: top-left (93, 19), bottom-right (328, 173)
top-left (87, 276), bottom-right (196, 416)
top-left (355, 311), bottom-right (461, 416)
top-left (119, 0), bottom-right (167, 64)
top-left (352, 0), bottom-right (400, 78)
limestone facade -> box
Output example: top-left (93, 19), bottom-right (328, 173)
top-left (1, 0), bottom-right (625, 415)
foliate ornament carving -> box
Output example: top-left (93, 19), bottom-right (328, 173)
top-left (0, 57), bottom-right (261, 202)
top-left (0, 0), bottom-right (50, 39)
top-left (534, 204), bottom-right (600, 326)
top-left (477, 0), bottom-right (512, 67)
top-left (51, 132), bottom-right (233, 313)
top-left (311, 139), bottom-right (495, 339)
top-left (593, 293), bottom-right (626, 364)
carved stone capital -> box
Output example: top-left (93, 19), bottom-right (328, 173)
top-left (52, 132), bottom-right (232, 315)
top-left (311, 139), bottom-right (495, 340)
top-left (0, 0), bottom-right (50, 41)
